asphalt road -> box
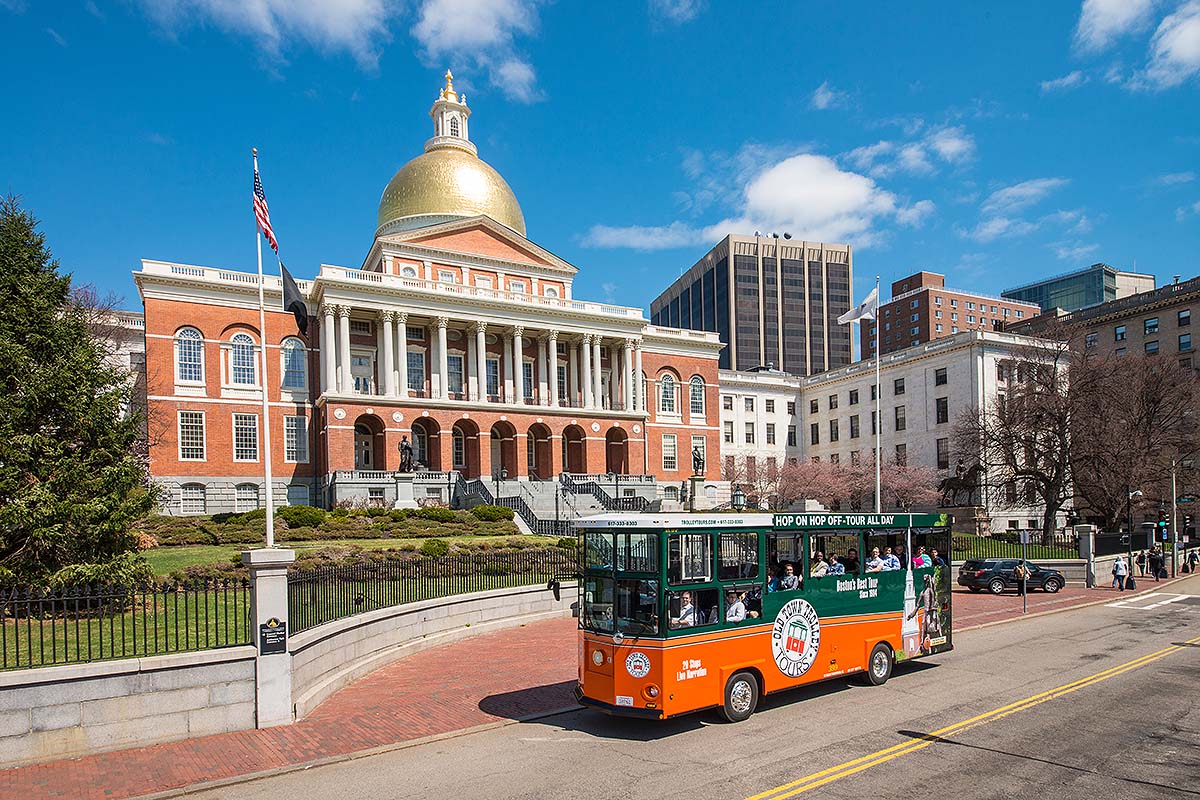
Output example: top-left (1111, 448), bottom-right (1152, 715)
top-left (185, 574), bottom-right (1200, 800)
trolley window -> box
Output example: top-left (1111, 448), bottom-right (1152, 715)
top-left (718, 532), bottom-right (759, 580)
top-left (616, 531), bottom-right (659, 573)
top-left (668, 532), bottom-right (712, 584)
top-left (582, 576), bottom-right (659, 636)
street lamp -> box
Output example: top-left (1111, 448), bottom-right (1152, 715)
top-left (494, 467), bottom-right (507, 501)
top-left (1127, 487), bottom-right (1143, 589)
top-left (731, 484), bottom-right (747, 512)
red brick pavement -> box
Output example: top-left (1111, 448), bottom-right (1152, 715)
top-left (0, 580), bottom-right (1177, 800)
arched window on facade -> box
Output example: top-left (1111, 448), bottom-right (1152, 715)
top-left (175, 327), bottom-right (204, 383)
top-left (449, 116), bottom-right (460, 137)
top-left (281, 337), bottom-right (307, 390)
top-left (659, 373), bottom-right (677, 415)
top-left (235, 483), bottom-right (260, 512)
top-left (452, 428), bottom-right (466, 469)
top-left (412, 427), bottom-right (428, 466)
top-left (544, 286), bottom-right (559, 298)
top-left (230, 333), bottom-right (257, 386)
top-left (689, 376), bottom-right (705, 415)
top-left (401, 266), bottom-right (418, 278)
top-left (181, 483), bottom-right (207, 515)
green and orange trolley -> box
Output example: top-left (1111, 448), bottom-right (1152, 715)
top-left (574, 512), bottom-right (954, 721)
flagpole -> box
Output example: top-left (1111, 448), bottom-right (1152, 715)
top-left (874, 275), bottom-right (881, 514)
top-left (253, 148), bottom-right (276, 548)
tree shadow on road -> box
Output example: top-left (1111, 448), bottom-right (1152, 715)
top-left (896, 730), bottom-right (1200, 797)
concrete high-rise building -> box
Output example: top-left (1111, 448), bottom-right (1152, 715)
top-left (862, 271), bottom-right (1040, 358)
top-left (650, 235), bottom-right (852, 376)
top-left (1001, 263), bottom-right (1155, 313)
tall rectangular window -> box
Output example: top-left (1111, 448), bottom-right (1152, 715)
top-left (662, 434), bottom-right (677, 471)
top-left (179, 411), bottom-right (205, 460)
top-left (233, 414), bottom-right (258, 462)
top-left (936, 437), bottom-right (950, 470)
top-left (895, 443), bottom-right (907, 465)
top-left (1145, 317), bottom-right (1159, 335)
top-left (724, 421), bottom-right (734, 443)
top-left (787, 424), bottom-right (797, 447)
top-left (810, 423), bottom-right (820, 445)
top-left (407, 351), bottom-right (425, 392)
top-left (849, 415), bottom-right (860, 438)
top-left (936, 397), bottom-right (949, 424)
top-left (1115, 325), bottom-right (1126, 342)
top-left (934, 367), bottom-right (947, 386)
top-left (523, 362), bottom-right (534, 399)
top-left (809, 399), bottom-right (819, 414)
top-left (745, 423), bottom-right (755, 444)
top-left (765, 399), bottom-right (775, 413)
top-left (829, 419), bottom-right (839, 442)
top-left (285, 415), bottom-right (309, 463)
top-left (447, 354), bottom-right (465, 394)
top-left (558, 364), bottom-right (568, 402)
top-left (849, 389), bottom-right (859, 405)
top-left (766, 423), bottom-right (776, 444)
top-left (895, 405), bottom-right (906, 431)
top-left (828, 394), bottom-right (838, 410)
top-left (486, 358), bottom-right (500, 396)
top-left (1181, 333), bottom-right (1192, 352)
top-left (745, 397), bottom-right (755, 412)
top-left (787, 401), bottom-right (795, 415)
top-left (894, 378), bottom-right (905, 395)
top-left (1179, 309), bottom-right (1191, 327)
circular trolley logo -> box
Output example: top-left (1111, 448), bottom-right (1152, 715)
top-left (625, 651), bottom-right (652, 678)
top-left (771, 598), bottom-right (822, 678)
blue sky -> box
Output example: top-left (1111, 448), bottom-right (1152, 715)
top-left (1, 0), bottom-right (1198, 314)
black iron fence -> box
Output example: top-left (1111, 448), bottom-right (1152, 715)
top-left (951, 531), bottom-right (1081, 561)
top-left (287, 548), bottom-right (579, 634)
top-left (0, 580), bottom-right (251, 671)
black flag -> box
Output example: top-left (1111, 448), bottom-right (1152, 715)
top-left (280, 262), bottom-right (308, 335)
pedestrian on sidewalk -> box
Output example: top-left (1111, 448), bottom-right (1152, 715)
top-left (1149, 548), bottom-right (1163, 582)
top-left (1014, 560), bottom-right (1028, 595)
top-left (1135, 550), bottom-right (1147, 577)
top-left (1187, 549), bottom-right (1198, 574)
top-left (1112, 554), bottom-right (1129, 591)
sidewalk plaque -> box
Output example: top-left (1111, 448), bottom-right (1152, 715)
top-left (259, 617), bottom-right (287, 655)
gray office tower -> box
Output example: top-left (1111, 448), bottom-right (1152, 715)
top-left (650, 234), bottom-right (853, 375)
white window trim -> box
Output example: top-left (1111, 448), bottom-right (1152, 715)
top-left (177, 410), bottom-right (207, 462)
top-left (223, 334), bottom-right (260, 390)
top-left (174, 328), bottom-right (206, 387)
top-left (662, 433), bottom-right (678, 472)
top-left (232, 413), bottom-right (260, 463)
top-left (284, 415), bottom-right (310, 464)
top-left (280, 338), bottom-right (308, 393)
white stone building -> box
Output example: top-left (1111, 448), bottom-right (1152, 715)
top-left (717, 367), bottom-right (803, 481)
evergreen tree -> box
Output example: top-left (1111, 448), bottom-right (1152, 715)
top-left (0, 196), bottom-right (155, 581)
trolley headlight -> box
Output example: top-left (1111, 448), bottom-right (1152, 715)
top-left (642, 684), bottom-right (660, 700)
top-left (591, 649), bottom-right (604, 667)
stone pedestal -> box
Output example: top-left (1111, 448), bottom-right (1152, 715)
top-left (940, 506), bottom-right (990, 537)
top-left (688, 476), bottom-right (713, 511)
top-left (242, 548), bottom-right (296, 728)
top-left (393, 473), bottom-right (418, 509)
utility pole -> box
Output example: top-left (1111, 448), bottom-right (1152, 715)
top-left (1172, 459), bottom-right (1179, 578)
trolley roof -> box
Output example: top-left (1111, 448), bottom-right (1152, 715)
top-left (574, 512), bottom-right (952, 530)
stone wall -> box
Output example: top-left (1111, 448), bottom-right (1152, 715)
top-left (0, 645), bottom-right (256, 769)
top-left (289, 581), bottom-right (577, 719)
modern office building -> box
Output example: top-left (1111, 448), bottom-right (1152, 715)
top-left (1001, 263), bottom-right (1155, 313)
top-left (1008, 274), bottom-right (1199, 365)
top-left (650, 235), bottom-right (853, 376)
top-left (135, 72), bottom-right (724, 515)
top-left (861, 271), bottom-right (1040, 358)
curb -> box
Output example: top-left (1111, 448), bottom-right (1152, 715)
top-left (958, 573), bottom-right (1193, 633)
top-left (131, 704), bottom-right (582, 800)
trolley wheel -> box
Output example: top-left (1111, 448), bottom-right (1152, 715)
top-left (1043, 577), bottom-right (1062, 593)
top-left (720, 671), bottom-right (759, 723)
top-left (989, 578), bottom-right (1007, 595)
top-left (865, 643), bottom-right (893, 686)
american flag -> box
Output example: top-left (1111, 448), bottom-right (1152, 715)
top-left (253, 162), bottom-right (278, 253)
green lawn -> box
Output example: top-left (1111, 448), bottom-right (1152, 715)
top-left (952, 533), bottom-right (1078, 561)
top-left (141, 535), bottom-right (554, 576)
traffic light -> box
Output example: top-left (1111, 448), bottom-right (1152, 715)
top-left (1158, 506), bottom-right (1169, 527)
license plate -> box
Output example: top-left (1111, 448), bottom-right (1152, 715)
top-left (615, 695), bottom-right (634, 707)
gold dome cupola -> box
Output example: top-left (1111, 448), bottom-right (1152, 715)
top-left (376, 70), bottom-right (527, 237)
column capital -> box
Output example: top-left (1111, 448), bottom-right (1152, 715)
top-left (320, 303), bottom-right (336, 319)
top-left (377, 309), bottom-right (394, 323)
top-left (547, 328), bottom-right (559, 341)
top-left (581, 333), bottom-right (592, 345)
top-left (634, 339), bottom-right (643, 351)
top-left (512, 325), bottom-right (525, 337)
top-left (336, 305), bottom-right (352, 319)
top-left (471, 320), bottom-right (488, 334)
top-left (592, 335), bottom-right (603, 347)
top-left (623, 337), bottom-right (636, 349)
top-left (436, 316), bottom-right (449, 329)
top-left (396, 311), bottom-right (409, 324)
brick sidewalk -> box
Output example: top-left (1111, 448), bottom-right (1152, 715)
top-left (0, 581), bottom-right (1170, 800)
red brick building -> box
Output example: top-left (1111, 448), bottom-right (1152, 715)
top-left (862, 271), bottom-right (1040, 358)
top-left (136, 73), bottom-right (722, 514)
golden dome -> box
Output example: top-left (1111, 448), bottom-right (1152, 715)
top-left (376, 141), bottom-right (526, 237)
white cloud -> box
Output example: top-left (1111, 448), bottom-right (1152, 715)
top-left (84, 0), bottom-right (104, 19)
top-left (136, 0), bottom-right (394, 69)
top-left (896, 142), bottom-right (934, 175)
top-left (649, 0), bottom-right (702, 23)
top-left (1178, 200), bottom-right (1200, 220)
top-left (585, 153), bottom-right (933, 250)
top-left (1135, 1), bottom-right (1200, 89)
top-left (981, 177), bottom-right (1070, 215)
top-left (962, 216), bottom-right (1039, 243)
top-left (1074, 0), bottom-right (1157, 53)
top-left (1156, 171), bottom-right (1196, 185)
top-left (45, 26), bottom-right (66, 46)
top-left (412, 0), bottom-right (543, 102)
top-left (1040, 70), bottom-right (1089, 92)
top-left (1050, 241), bottom-right (1101, 261)
top-left (0, 0), bottom-right (27, 11)
top-left (924, 125), bottom-right (975, 164)
top-left (810, 81), bottom-right (847, 110)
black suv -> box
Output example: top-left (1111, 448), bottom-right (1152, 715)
top-left (957, 559), bottom-right (1065, 595)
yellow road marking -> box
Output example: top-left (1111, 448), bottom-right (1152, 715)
top-left (746, 635), bottom-right (1200, 800)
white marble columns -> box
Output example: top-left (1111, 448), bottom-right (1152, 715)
top-left (622, 338), bottom-right (635, 411)
top-left (473, 322), bottom-right (488, 401)
top-left (435, 317), bottom-right (449, 400)
top-left (395, 312), bottom-right (409, 396)
top-left (634, 340), bottom-right (644, 411)
top-left (378, 310), bottom-right (396, 397)
top-left (320, 305), bottom-right (336, 394)
top-left (591, 336), bottom-right (603, 410)
top-left (580, 335), bottom-right (593, 409)
top-left (336, 306), bottom-right (351, 393)
top-left (512, 326), bottom-right (525, 404)
top-left (548, 330), bottom-right (559, 407)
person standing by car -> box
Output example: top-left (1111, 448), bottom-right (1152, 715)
top-left (1013, 560), bottom-right (1028, 595)
top-left (1112, 554), bottom-right (1129, 591)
